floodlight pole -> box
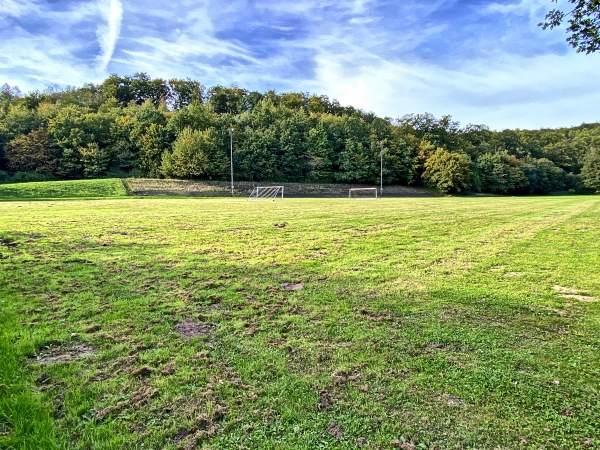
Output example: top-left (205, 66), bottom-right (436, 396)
top-left (229, 127), bottom-right (234, 196)
top-left (380, 141), bottom-right (384, 196)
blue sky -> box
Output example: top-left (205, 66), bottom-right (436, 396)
top-left (1, 0), bottom-right (598, 130)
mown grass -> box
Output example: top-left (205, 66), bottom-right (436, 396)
top-left (0, 196), bottom-right (599, 449)
top-left (0, 179), bottom-right (126, 200)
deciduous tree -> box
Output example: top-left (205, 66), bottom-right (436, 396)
top-left (540, 0), bottom-right (600, 53)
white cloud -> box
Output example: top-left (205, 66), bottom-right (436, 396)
top-left (311, 47), bottom-right (600, 129)
top-left (97, 0), bottom-right (123, 71)
top-left (0, 0), bottom-right (36, 16)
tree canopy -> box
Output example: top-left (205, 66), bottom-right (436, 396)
top-left (0, 74), bottom-right (599, 195)
top-left (540, 0), bottom-right (600, 54)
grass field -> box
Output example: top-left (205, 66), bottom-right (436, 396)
top-left (1, 195), bottom-right (599, 449)
top-left (0, 179), bottom-right (126, 200)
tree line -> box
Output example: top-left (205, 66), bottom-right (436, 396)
top-left (1, 73), bottom-right (599, 194)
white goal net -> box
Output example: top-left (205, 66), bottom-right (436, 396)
top-left (248, 186), bottom-right (284, 200)
top-left (349, 187), bottom-right (378, 200)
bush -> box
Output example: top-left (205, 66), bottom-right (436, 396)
top-left (7, 171), bottom-right (57, 183)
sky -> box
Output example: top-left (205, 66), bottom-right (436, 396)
top-left (1, 0), bottom-right (598, 130)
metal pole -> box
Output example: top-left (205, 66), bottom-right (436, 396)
top-left (380, 141), bottom-right (384, 196)
top-left (229, 128), bottom-right (234, 196)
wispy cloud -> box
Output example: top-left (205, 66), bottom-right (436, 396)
top-left (2, 0), bottom-right (599, 129)
top-left (97, 0), bottom-right (123, 71)
top-left (0, 0), bottom-right (36, 16)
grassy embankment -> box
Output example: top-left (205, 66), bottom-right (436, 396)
top-left (0, 191), bottom-right (599, 449)
top-left (0, 179), bottom-right (126, 200)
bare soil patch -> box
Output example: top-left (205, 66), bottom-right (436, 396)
top-left (561, 294), bottom-right (597, 302)
top-left (280, 282), bottom-right (303, 291)
top-left (34, 343), bottom-right (96, 365)
top-left (0, 237), bottom-right (18, 247)
top-left (315, 389), bottom-right (333, 410)
top-left (328, 422), bottom-right (343, 440)
top-left (552, 285), bottom-right (597, 302)
top-left (174, 320), bottom-right (214, 339)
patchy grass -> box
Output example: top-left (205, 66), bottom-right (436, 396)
top-left (0, 196), bottom-right (599, 449)
top-left (0, 179), bottom-right (126, 200)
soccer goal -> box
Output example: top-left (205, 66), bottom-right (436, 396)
top-left (349, 187), bottom-right (378, 200)
top-left (248, 185), bottom-right (284, 200)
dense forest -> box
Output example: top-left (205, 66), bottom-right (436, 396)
top-left (1, 73), bottom-right (599, 194)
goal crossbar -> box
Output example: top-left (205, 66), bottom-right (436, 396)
top-left (349, 187), bottom-right (378, 199)
top-left (248, 185), bottom-right (284, 200)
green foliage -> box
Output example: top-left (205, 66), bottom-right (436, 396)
top-left (139, 124), bottom-right (174, 178)
top-left (4, 129), bottom-right (61, 175)
top-left (1, 74), bottom-right (600, 196)
top-left (80, 142), bottom-right (113, 178)
top-left (423, 148), bottom-right (472, 193)
top-left (580, 146), bottom-right (600, 192)
top-left (161, 127), bottom-right (215, 178)
top-left (520, 157), bottom-right (567, 194)
top-left (306, 123), bottom-right (335, 181)
top-left (473, 152), bottom-right (528, 194)
top-left (168, 101), bottom-right (215, 134)
top-left (540, 0), bottom-right (600, 54)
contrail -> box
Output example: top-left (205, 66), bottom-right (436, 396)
top-left (97, 0), bottom-right (123, 71)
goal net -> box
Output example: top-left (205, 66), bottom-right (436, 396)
top-left (248, 186), bottom-right (284, 200)
top-left (349, 187), bottom-right (378, 200)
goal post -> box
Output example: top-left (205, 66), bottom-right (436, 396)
top-left (349, 187), bottom-right (378, 200)
top-left (248, 185), bottom-right (284, 200)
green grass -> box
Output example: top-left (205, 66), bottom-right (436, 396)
top-left (1, 196), bottom-right (599, 449)
top-left (0, 179), bottom-right (126, 200)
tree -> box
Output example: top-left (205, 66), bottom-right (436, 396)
top-left (422, 148), bottom-right (472, 194)
top-left (306, 122), bottom-right (334, 181)
top-left (540, 0), bottom-right (600, 54)
top-left (473, 152), bottom-right (528, 194)
top-left (520, 157), bottom-right (567, 194)
top-left (139, 124), bottom-right (174, 177)
top-left (80, 142), bottom-right (112, 178)
top-left (580, 146), bottom-right (600, 191)
top-left (4, 130), bottom-right (61, 175)
top-left (168, 78), bottom-right (205, 110)
top-left (161, 127), bottom-right (214, 178)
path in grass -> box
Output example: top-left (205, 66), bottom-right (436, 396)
top-left (0, 197), bottom-right (599, 449)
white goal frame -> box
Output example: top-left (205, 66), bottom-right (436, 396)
top-left (349, 187), bottom-right (378, 200)
top-left (248, 185), bottom-right (284, 200)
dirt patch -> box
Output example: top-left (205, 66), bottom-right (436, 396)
top-left (552, 285), bottom-right (579, 295)
top-left (315, 390), bottom-right (333, 410)
top-left (552, 285), bottom-right (597, 302)
top-left (95, 384), bottom-right (158, 421)
top-left (332, 369), bottom-right (361, 385)
top-left (34, 343), bottom-right (96, 365)
top-left (356, 308), bottom-right (393, 322)
top-left (445, 394), bottom-right (462, 406)
top-left (504, 271), bottom-right (523, 277)
top-left (561, 294), bottom-right (597, 302)
top-left (392, 439), bottom-right (416, 449)
top-left (280, 282), bottom-right (303, 291)
top-left (131, 366), bottom-right (154, 378)
top-left (175, 320), bottom-right (214, 339)
top-left (328, 422), bottom-right (343, 440)
top-left (0, 237), bottom-right (18, 247)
